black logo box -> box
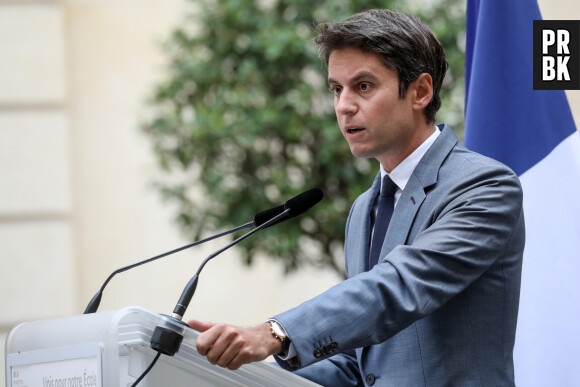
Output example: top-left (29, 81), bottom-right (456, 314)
top-left (533, 20), bottom-right (580, 90)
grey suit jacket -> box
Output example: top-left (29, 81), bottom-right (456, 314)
top-left (274, 124), bottom-right (525, 386)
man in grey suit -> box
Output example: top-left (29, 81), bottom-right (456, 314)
top-left (188, 9), bottom-right (525, 386)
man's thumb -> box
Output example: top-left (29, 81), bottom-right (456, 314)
top-left (187, 318), bottom-right (214, 332)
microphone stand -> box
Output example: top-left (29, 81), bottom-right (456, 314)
top-left (83, 222), bottom-right (254, 314)
top-left (149, 208), bottom-right (291, 357)
top-left (83, 189), bottom-right (321, 315)
top-left (127, 188), bottom-right (323, 386)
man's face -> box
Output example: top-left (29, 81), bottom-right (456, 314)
top-left (328, 47), bottom-right (419, 170)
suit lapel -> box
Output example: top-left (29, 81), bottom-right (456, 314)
top-left (378, 124), bottom-right (458, 262)
top-left (349, 174), bottom-right (381, 275)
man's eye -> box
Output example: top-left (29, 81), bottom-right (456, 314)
top-left (360, 83), bottom-right (370, 91)
top-left (330, 86), bottom-right (342, 95)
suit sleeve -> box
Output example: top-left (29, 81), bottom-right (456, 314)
top-left (273, 162), bottom-right (524, 368)
top-left (274, 350), bottom-right (363, 387)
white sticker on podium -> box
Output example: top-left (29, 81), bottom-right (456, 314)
top-left (10, 356), bottom-right (100, 387)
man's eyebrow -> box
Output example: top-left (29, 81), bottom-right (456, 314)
top-left (328, 72), bottom-right (379, 85)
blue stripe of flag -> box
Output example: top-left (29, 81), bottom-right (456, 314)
top-left (464, 0), bottom-right (577, 176)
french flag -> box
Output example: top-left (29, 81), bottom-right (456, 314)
top-left (465, 0), bottom-right (580, 385)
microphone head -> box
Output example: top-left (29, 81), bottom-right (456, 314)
top-left (284, 188), bottom-right (324, 217)
top-left (253, 204), bottom-right (285, 227)
top-left (253, 188), bottom-right (323, 229)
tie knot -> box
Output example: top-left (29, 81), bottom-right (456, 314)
top-left (381, 175), bottom-right (398, 198)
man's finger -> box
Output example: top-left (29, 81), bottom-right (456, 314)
top-left (203, 324), bottom-right (241, 365)
top-left (187, 318), bottom-right (214, 333)
top-left (213, 337), bottom-right (242, 369)
top-left (189, 319), bottom-right (221, 356)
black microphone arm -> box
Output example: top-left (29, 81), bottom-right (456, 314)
top-left (170, 208), bottom-right (290, 320)
top-left (169, 187), bottom-right (323, 320)
top-left (144, 188), bottom-right (322, 380)
top-left (83, 204), bottom-right (290, 314)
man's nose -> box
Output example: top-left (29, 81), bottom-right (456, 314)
top-left (335, 90), bottom-right (358, 116)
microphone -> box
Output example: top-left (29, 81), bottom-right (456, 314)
top-left (149, 188), bottom-right (323, 358)
top-left (169, 187), bottom-right (323, 320)
top-left (252, 204), bottom-right (284, 226)
top-left (83, 202), bottom-right (302, 314)
top-left (253, 188), bottom-right (323, 228)
top-left (285, 187), bottom-right (324, 217)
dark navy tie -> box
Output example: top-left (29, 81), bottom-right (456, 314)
top-left (369, 175), bottom-right (398, 269)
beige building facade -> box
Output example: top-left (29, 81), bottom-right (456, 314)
top-left (0, 1), bottom-right (344, 383)
top-left (1, 0), bottom-right (579, 384)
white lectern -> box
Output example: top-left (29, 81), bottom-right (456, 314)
top-left (5, 306), bottom-right (319, 386)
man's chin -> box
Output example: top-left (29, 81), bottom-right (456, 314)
top-left (349, 146), bottom-right (375, 160)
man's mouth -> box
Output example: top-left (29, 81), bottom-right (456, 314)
top-left (347, 127), bottom-right (365, 134)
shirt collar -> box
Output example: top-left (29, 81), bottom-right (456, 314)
top-left (380, 127), bottom-right (441, 193)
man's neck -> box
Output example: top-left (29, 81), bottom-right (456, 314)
top-left (378, 124), bottom-right (436, 173)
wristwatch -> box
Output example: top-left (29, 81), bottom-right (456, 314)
top-left (269, 320), bottom-right (291, 357)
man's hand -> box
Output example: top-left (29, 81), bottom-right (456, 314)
top-left (188, 319), bottom-right (282, 370)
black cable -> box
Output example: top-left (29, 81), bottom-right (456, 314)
top-left (131, 351), bottom-right (162, 387)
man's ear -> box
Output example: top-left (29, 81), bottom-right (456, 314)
top-left (411, 73), bottom-right (434, 112)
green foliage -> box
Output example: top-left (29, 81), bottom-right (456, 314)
top-left (143, 0), bottom-right (466, 277)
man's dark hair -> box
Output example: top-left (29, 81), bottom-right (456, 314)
top-left (315, 9), bottom-right (448, 123)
